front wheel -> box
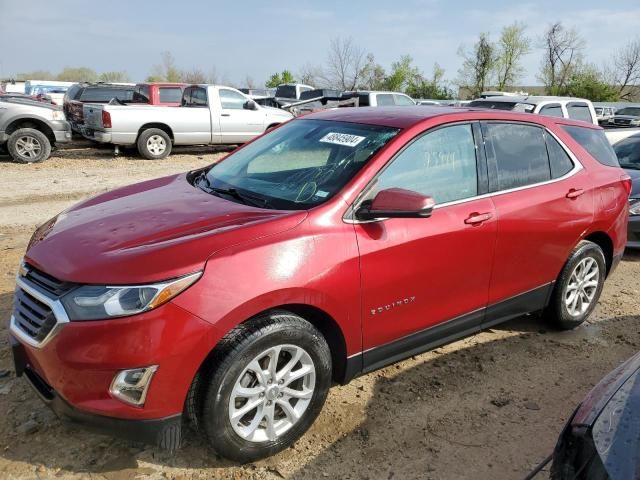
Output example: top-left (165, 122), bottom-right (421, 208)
top-left (7, 128), bottom-right (52, 163)
top-left (137, 128), bottom-right (172, 160)
top-left (545, 240), bottom-right (606, 330)
top-left (199, 312), bottom-right (331, 463)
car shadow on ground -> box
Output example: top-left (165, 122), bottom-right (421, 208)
top-left (1, 283), bottom-right (638, 479)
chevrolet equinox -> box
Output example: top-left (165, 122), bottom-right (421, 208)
top-left (10, 106), bottom-right (630, 462)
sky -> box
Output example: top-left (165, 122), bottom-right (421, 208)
top-left (1, 0), bottom-right (639, 87)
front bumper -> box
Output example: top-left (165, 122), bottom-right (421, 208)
top-left (51, 120), bottom-right (72, 143)
top-left (628, 215), bottom-right (640, 249)
top-left (12, 336), bottom-right (182, 449)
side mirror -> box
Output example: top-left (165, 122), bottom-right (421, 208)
top-left (356, 188), bottom-right (435, 221)
top-left (244, 99), bottom-right (258, 110)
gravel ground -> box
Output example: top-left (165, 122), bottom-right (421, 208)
top-left (0, 143), bottom-right (639, 480)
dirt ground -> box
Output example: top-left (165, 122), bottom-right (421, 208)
top-left (1, 143), bottom-right (639, 480)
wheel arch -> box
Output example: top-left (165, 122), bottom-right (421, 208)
top-left (6, 117), bottom-right (56, 145)
top-left (583, 231), bottom-right (613, 275)
top-left (137, 123), bottom-right (174, 142)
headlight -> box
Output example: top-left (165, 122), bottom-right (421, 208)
top-left (632, 119), bottom-right (640, 126)
top-left (51, 110), bottom-right (66, 121)
top-left (60, 272), bottom-right (202, 320)
top-left (630, 199), bottom-right (640, 216)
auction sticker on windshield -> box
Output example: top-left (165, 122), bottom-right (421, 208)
top-left (320, 132), bottom-right (366, 147)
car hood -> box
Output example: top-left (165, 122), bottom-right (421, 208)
top-left (624, 168), bottom-right (640, 197)
top-left (262, 105), bottom-right (294, 118)
top-left (25, 173), bottom-right (306, 284)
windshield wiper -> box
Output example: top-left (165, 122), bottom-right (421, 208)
top-left (209, 186), bottom-right (270, 208)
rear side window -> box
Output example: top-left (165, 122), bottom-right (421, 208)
top-left (483, 123), bottom-right (551, 191)
top-left (79, 87), bottom-right (134, 102)
top-left (567, 103), bottom-right (593, 124)
top-left (183, 86), bottom-right (208, 107)
top-left (561, 126), bottom-right (620, 167)
top-left (159, 87), bottom-right (182, 103)
top-left (540, 104), bottom-right (563, 118)
top-left (546, 133), bottom-right (574, 178)
top-left (376, 94), bottom-right (394, 106)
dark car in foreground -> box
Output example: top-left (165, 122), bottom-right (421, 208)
top-left (10, 106), bottom-right (629, 462)
top-left (549, 351), bottom-right (640, 479)
top-left (612, 132), bottom-right (640, 248)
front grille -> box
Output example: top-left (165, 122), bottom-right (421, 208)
top-left (13, 288), bottom-right (57, 342)
top-left (615, 119), bottom-right (631, 125)
top-left (22, 264), bottom-right (76, 297)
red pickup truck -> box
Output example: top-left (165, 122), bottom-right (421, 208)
top-left (64, 83), bottom-right (186, 133)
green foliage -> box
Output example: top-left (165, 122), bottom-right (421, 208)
top-left (15, 70), bottom-right (54, 81)
top-left (98, 71), bottom-right (130, 83)
top-left (562, 66), bottom-right (620, 101)
top-left (406, 63), bottom-right (454, 100)
top-left (265, 70), bottom-right (296, 88)
top-left (382, 55), bottom-right (420, 92)
top-left (56, 67), bottom-right (98, 82)
top-left (457, 33), bottom-right (498, 98)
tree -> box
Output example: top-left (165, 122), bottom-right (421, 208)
top-left (98, 71), bottom-right (130, 83)
top-left (56, 67), bottom-right (98, 82)
top-left (15, 70), bottom-right (54, 81)
top-left (324, 36), bottom-right (367, 90)
top-left (358, 54), bottom-right (386, 90)
top-left (406, 63), bottom-right (454, 100)
top-left (297, 64), bottom-right (322, 87)
top-left (383, 55), bottom-right (420, 92)
top-left (538, 22), bottom-right (584, 95)
top-left (181, 68), bottom-right (208, 84)
top-left (613, 38), bottom-right (640, 100)
top-left (564, 64), bottom-right (619, 101)
top-left (457, 33), bottom-right (497, 98)
top-left (496, 22), bottom-right (530, 90)
top-left (148, 52), bottom-right (182, 82)
top-left (265, 70), bottom-right (296, 88)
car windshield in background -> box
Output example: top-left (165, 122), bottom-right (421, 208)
top-left (614, 135), bottom-right (640, 169)
top-left (616, 107), bottom-right (640, 117)
top-left (201, 119), bottom-right (399, 210)
top-left (468, 100), bottom-right (535, 112)
top-left (275, 85), bottom-right (297, 98)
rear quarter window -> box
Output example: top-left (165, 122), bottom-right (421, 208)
top-left (159, 87), bottom-right (183, 103)
top-left (561, 126), bottom-right (620, 167)
top-left (566, 103), bottom-right (594, 124)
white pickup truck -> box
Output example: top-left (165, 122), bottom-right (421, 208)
top-left (83, 84), bottom-right (294, 159)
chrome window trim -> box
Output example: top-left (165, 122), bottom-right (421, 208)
top-left (344, 125), bottom-right (583, 224)
top-left (9, 276), bottom-right (70, 349)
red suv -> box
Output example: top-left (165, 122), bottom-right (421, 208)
top-left (10, 107), bottom-right (629, 462)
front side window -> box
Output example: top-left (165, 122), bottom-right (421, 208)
top-left (159, 87), bottom-right (182, 103)
top-left (371, 124), bottom-right (478, 204)
top-left (540, 104), bottom-right (563, 118)
top-left (483, 123), bottom-right (551, 191)
top-left (219, 89), bottom-right (248, 110)
top-left (561, 125), bottom-right (620, 167)
top-left (376, 94), bottom-right (394, 106)
top-left (202, 119), bottom-right (399, 209)
top-left (393, 94), bottom-right (415, 106)
top-left (567, 103), bottom-right (594, 123)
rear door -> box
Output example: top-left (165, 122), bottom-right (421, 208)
top-left (355, 122), bottom-right (497, 366)
top-left (216, 88), bottom-right (265, 143)
top-left (481, 121), bottom-right (594, 324)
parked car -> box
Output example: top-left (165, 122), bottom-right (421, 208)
top-left (612, 132), bottom-right (640, 248)
top-left (82, 84), bottom-right (293, 159)
top-left (594, 105), bottom-right (616, 125)
top-left (64, 83), bottom-right (184, 133)
top-left (607, 106), bottom-right (640, 128)
top-left (342, 90), bottom-right (416, 106)
top-left (10, 106), bottom-right (628, 462)
top-left (24, 80), bottom-right (75, 106)
top-left (468, 96), bottom-right (598, 125)
top-left (0, 92), bottom-right (56, 105)
top-left (0, 96), bottom-right (71, 163)
top-left (549, 351), bottom-right (640, 479)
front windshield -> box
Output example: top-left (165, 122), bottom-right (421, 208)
top-left (614, 135), bottom-right (640, 169)
top-left (200, 119), bottom-right (399, 210)
top-left (617, 107), bottom-right (640, 117)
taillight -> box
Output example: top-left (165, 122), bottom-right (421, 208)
top-left (102, 110), bottom-right (112, 129)
top-left (621, 173), bottom-right (632, 197)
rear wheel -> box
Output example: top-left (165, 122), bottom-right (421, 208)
top-left (7, 128), bottom-right (51, 163)
top-left (137, 128), bottom-right (171, 160)
top-left (198, 312), bottom-right (331, 463)
top-left (546, 240), bottom-right (606, 330)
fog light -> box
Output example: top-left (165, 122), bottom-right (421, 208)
top-left (109, 366), bottom-right (158, 407)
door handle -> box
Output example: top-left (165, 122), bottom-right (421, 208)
top-left (221, 113), bottom-right (231, 117)
top-left (566, 188), bottom-right (585, 199)
top-left (464, 212), bottom-right (493, 225)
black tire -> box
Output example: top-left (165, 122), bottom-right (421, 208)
top-left (136, 128), bottom-right (172, 160)
top-left (545, 240), bottom-right (606, 330)
top-left (7, 128), bottom-right (51, 164)
top-left (198, 311), bottom-right (331, 463)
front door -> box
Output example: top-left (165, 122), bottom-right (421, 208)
top-left (353, 123), bottom-right (497, 369)
top-left (216, 88), bottom-right (265, 144)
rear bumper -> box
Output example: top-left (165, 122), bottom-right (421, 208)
top-left (628, 216), bottom-right (640, 249)
top-left (12, 339), bottom-right (182, 449)
top-left (83, 129), bottom-right (112, 143)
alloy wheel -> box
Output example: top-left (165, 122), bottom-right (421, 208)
top-left (146, 135), bottom-right (167, 156)
top-left (15, 135), bottom-right (42, 160)
top-left (565, 257), bottom-right (600, 317)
